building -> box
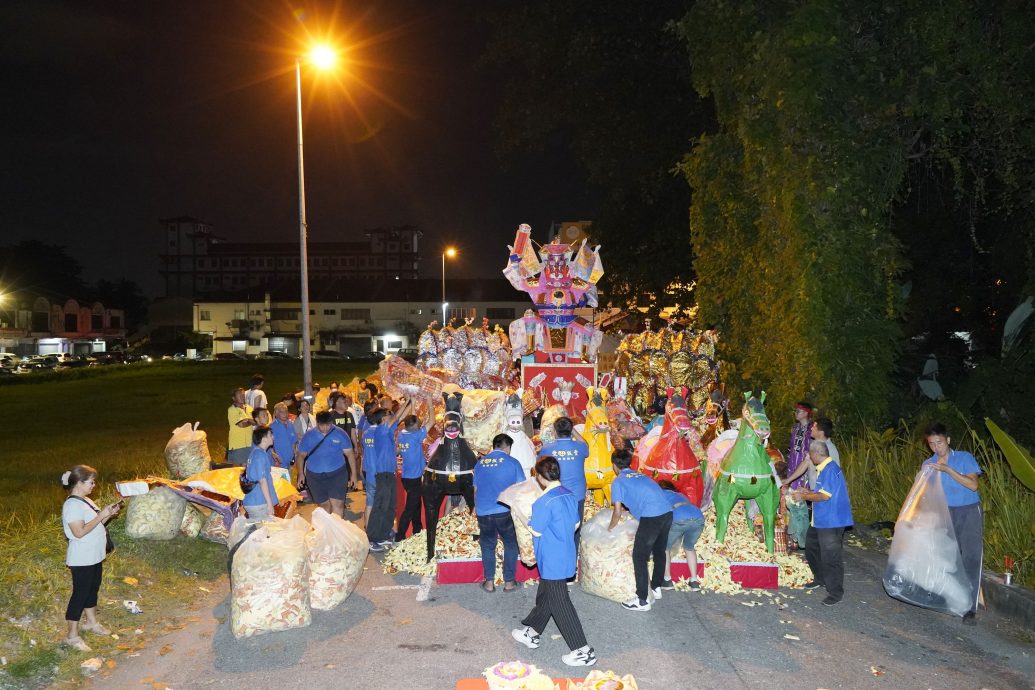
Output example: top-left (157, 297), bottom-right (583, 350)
top-left (0, 292), bottom-right (127, 356)
top-left (193, 278), bottom-right (531, 357)
top-left (159, 216), bottom-right (422, 298)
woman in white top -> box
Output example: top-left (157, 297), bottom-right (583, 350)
top-left (293, 397), bottom-right (316, 444)
top-left (61, 465), bottom-right (121, 652)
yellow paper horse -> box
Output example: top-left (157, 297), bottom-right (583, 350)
top-left (583, 386), bottom-right (615, 505)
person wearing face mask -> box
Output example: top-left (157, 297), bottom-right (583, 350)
top-left (504, 392), bottom-right (536, 476)
top-left (421, 392), bottom-right (477, 562)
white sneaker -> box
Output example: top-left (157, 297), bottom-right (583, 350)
top-left (651, 586), bottom-right (663, 600)
top-left (621, 597), bottom-right (651, 611)
top-left (561, 646), bottom-right (597, 667)
top-left (511, 626), bottom-right (541, 649)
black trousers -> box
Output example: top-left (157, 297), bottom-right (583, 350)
top-left (805, 526), bottom-right (846, 600)
top-left (397, 477), bottom-right (424, 539)
top-left (522, 578), bottom-right (588, 651)
top-left (422, 473), bottom-right (474, 562)
top-left (66, 562), bottom-right (103, 621)
top-left (366, 472), bottom-right (397, 543)
top-left (632, 512), bottom-right (672, 602)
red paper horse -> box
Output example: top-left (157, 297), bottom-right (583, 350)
top-left (632, 386), bottom-right (706, 506)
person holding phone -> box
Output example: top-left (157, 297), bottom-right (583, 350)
top-left (61, 465), bottom-right (120, 652)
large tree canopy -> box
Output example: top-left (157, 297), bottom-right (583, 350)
top-left (484, 0), bottom-right (712, 317)
top-left (679, 0), bottom-right (1035, 427)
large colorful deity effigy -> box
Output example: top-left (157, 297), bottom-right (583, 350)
top-left (504, 224), bottom-right (604, 364)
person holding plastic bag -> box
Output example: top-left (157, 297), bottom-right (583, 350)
top-left (924, 422), bottom-right (983, 622)
top-left (243, 426), bottom-right (278, 520)
top-left (790, 440), bottom-right (853, 606)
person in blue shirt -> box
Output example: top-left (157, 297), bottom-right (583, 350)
top-left (791, 440), bottom-right (854, 606)
top-left (270, 402), bottom-right (298, 470)
top-left (243, 426), bottom-right (278, 521)
top-left (296, 411), bottom-right (355, 518)
top-left (473, 434), bottom-right (526, 592)
top-left (396, 414), bottom-right (430, 542)
top-left (511, 456), bottom-right (597, 668)
top-left (656, 480), bottom-right (705, 593)
top-left (923, 421), bottom-right (983, 623)
top-left (364, 400), bottom-right (412, 551)
top-left (538, 417), bottom-right (589, 565)
top-left (608, 449), bottom-right (673, 611)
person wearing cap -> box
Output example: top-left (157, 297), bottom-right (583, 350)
top-left (227, 387), bottom-right (255, 466)
top-left (244, 374), bottom-right (267, 411)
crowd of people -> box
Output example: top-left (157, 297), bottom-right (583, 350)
top-left (57, 372), bottom-right (985, 657)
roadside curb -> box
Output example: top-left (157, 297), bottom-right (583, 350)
top-left (847, 525), bottom-right (1035, 631)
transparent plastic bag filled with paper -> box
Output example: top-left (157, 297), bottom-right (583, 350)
top-left (579, 511), bottom-right (646, 603)
top-left (497, 477), bottom-right (544, 566)
top-left (305, 507), bottom-right (369, 610)
top-left (882, 466), bottom-right (973, 617)
top-left (164, 422), bottom-right (212, 479)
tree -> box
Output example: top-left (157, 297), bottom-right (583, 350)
top-left (678, 0), bottom-right (1035, 428)
top-left (484, 0), bottom-right (712, 318)
top-left (93, 278), bottom-right (149, 333)
top-left (0, 240), bottom-right (88, 299)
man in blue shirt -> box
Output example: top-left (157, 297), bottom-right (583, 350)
top-left (511, 456), bottom-right (596, 668)
top-left (608, 449), bottom-right (673, 611)
top-left (396, 414), bottom-right (429, 542)
top-left (270, 402), bottom-right (297, 470)
top-left (296, 411), bottom-right (354, 518)
top-left (363, 401), bottom-right (411, 551)
top-left (473, 434), bottom-right (526, 592)
top-left (791, 440), bottom-right (854, 606)
top-left (538, 417), bottom-right (589, 562)
top-left (923, 421), bottom-right (983, 622)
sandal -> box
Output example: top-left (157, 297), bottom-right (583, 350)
top-left (503, 581), bottom-right (517, 592)
top-left (81, 622), bottom-right (111, 635)
top-left (481, 580), bottom-right (495, 593)
top-left (64, 636), bottom-right (92, 653)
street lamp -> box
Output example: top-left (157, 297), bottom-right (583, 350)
top-left (441, 247), bottom-right (457, 325)
top-left (296, 44), bottom-right (339, 399)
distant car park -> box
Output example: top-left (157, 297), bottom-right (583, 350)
top-left (395, 348), bottom-right (419, 363)
top-left (312, 349), bottom-right (348, 359)
top-left (350, 351), bottom-right (386, 362)
top-left (259, 350), bottom-right (295, 359)
top-left (213, 352), bottom-right (246, 361)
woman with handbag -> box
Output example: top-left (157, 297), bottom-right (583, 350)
top-left (61, 465), bottom-right (120, 652)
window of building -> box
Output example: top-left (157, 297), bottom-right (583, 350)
top-left (200, 310), bottom-right (211, 321)
top-left (270, 308), bottom-right (299, 320)
top-left (388, 242), bottom-right (398, 251)
top-left (347, 257), bottom-right (355, 266)
top-left (486, 307), bottom-right (515, 319)
top-left (64, 314), bottom-right (77, 331)
top-left (169, 239), bottom-right (177, 247)
top-left (293, 258), bottom-right (299, 266)
top-left (248, 339), bottom-right (260, 346)
top-left (332, 258), bottom-right (340, 267)
top-left (409, 308), bottom-right (423, 315)
top-left (309, 309), bottom-right (315, 315)
top-left (233, 309), bottom-right (245, 320)
top-left (375, 257), bottom-right (383, 267)
top-left (359, 257), bottom-right (367, 267)
top-left (91, 314), bottom-right (103, 330)
top-left (110, 315), bottom-right (121, 329)
top-left (387, 339), bottom-right (402, 350)
top-left (403, 243), bottom-right (410, 251)
top-left (340, 308), bottom-right (370, 320)
top-left (323, 309), bottom-right (336, 315)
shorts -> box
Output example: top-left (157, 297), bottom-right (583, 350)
top-left (227, 447), bottom-right (251, 466)
top-left (306, 464), bottom-right (348, 504)
top-left (667, 516), bottom-right (705, 554)
top-left (244, 503), bottom-right (273, 521)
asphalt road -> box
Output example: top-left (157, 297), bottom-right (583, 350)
top-left (94, 505), bottom-right (1034, 690)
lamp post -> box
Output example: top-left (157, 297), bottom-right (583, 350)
top-left (296, 45), bottom-right (338, 399)
top-left (441, 247), bottom-right (457, 325)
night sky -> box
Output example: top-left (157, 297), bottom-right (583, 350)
top-left (0, 1), bottom-right (597, 297)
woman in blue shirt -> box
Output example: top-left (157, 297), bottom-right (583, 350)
top-left (923, 422), bottom-right (982, 622)
top-left (244, 426), bottom-right (278, 520)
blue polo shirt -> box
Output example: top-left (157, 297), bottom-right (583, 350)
top-left (270, 419), bottom-right (297, 466)
top-left (397, 428), bottom-right (428, 479)
top-left (298, 426), bottom-right (351, 473)
top-left (924, 451), bottom-right (981, 507)
top-left (812, 458), bottom-right (853, 528)
top-left (243, 446), bottom-right (278, 507)
top-left (362, 422), bottom-right (399, 475)
top-left (610, 469), bottom-right (672, 519)
top-left (663, 489), bottom-right (703, 522)
top-left (538, 438), bottom-right (589, 500)
top-left (473, 450), bottom-right (526, 516)
top-left (530, 485), bottom-right (579, 580)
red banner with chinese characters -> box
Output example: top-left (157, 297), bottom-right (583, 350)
top-left (521, 362), bottom-right (597, 420)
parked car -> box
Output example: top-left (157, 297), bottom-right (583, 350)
top-left (0, 353), bottom-right (20, 367)
top-left (312, 349), bottom-right (348, 359)
top-left (395, 348), bottom-right (419, 363)
top-left (63, 356), bottom-right (98, 369)
top-left (351, 351), bottom-right (386, 362)
top-left (213, 352), bottom-right (246, 361)
top-left (259, 350), bottom-right (295, 359)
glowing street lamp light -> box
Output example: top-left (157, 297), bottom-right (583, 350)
top-left (296, 44), bottom-right (339, 399)
top-left (441, 248), bottom-right (457, 324)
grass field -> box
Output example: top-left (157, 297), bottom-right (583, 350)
top-left (0, 360), bottom-right (375, 687)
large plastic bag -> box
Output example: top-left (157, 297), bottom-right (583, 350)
top-left (304, 508), bottom-right (369, 610)
top-left (201, 510), bottom-right (230, 545)
top-left (579, 511), bottom-right (646, 603)
top-left (179, 505), bottom-right (204, 538)
top-left (883, 466), bottom-right (972, 617)
top-left (229, 515), bottom-right (311, 638)
top-left (498, 478), bottom-right (545, 565)
top-left (164, 422), bottom-right (212, 479)
top-left (125, 486), bottom-right (187, 540)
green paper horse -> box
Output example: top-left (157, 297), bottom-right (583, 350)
top-left (713, 391), bottom-right (780, 553)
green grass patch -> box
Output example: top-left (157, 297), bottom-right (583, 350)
top-left (0, 359), bottom-right (375, 688)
